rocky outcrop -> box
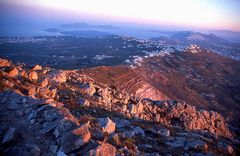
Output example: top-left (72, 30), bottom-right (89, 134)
top-left (0, 58), bottom-right (239, 155)
top-left (0, 58), bottom-right (12, 67)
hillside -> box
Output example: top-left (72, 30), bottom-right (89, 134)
top-left (0, 53), bottom-right (239, 155)
top-left (81, 46), bottom-right (240, 125)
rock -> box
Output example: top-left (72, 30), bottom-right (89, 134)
top-left (40, 121), bottom-right (59, 134)
top-left (30, 145), bottom-right (41, 156)
top-left (57, 150), bottom-right (67, 156)
top-left (40, 78), bottom-right (48, 87)
top-left (226, 145), bottom-right (234, 155)
top-left (32, 65), bottom-right (42, 71)
top-left (79, 83), bottom-right (96, 96)
top-left (44, 109), bottom-right (62, 122)
top-left (133, 126), bottom-right (145, 136)
top-left (28, 86), bottom-right (36, 96)
top-left (97, 88), bottom-right (110, 102)
top-left (184, 139), bottom-right (208, 151)
top-left (98, 117), bottom-right (116, 134)
top-left (8, 68), bottom-right (19, 78)
top-left (166, 102), bottom-right (232, 138)
top-left (157, 128), bottom-right (170, 137)
top-left (87, 143), bottom-right (116, 156)
top-left (217, 142), bottom-right (235, 155)
top-left (129, 104), bottom-right (138, 114)
top-left (166, 137), bottom-right (186, 148)
top-left (50, 145), bottom-right (58, 153)
top-left (129, 101), bottom-right (143, 115)
top-left (53, 119), bottom-right (79, 138)
top-left (49, 70), bottom-right (67, 83)
top-left (3, 80), bottom-right (14, 88)
top-left (19, 70), bottom-right (28, 78)
top-left (0, 58), bottom-right (11, 67)
top-left (3, 146), bottom-right (30, 156)
top-left (29, 71), bottom-right (38, 81)
top-left (49, 88), bottom-right (57, 99)
top-left (138, 144), bottom-right (153, 151)
top-left (27, 111), bottom-right (36, 121)
top-left (75, 141), bottom-right (98, 155)
top-left (79, 98), bottom-right (90, 107)
top-left (112, 134), bottom-right (121, 146)
top-left (42, 69), bottom-right (49, 75)
top-left (120, 130), bottom-right (135, 138)
top-left (2, 127), bottom-right (19, 144)
top-left (115, 118), bottom-right (130, 129)
top-left (8, 100), bottom-right (21, 110)
top-left (122, 105), bottom-right (127, 112)
top-left (22, 98), bottom-right (27, 103)
top-left (60, 123), bottom-right (91, 153)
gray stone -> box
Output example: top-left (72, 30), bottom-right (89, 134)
top-left (8, 100), bottom-right (21, 110)
top-left (50, 145), bottom-right (58, 153)
top-left (40, 121), bottom-right (58, 134)
top-left (60, 123), bottom-right (91, 153)
top-left (57, 150), bottom-right (67, 156)
top-left (53, 119), bottom-right (78, 138)
top-left (22, 98), bottom-right (27, 103)
top-left (133, 126), bottom-right (145, 136)
top-left (157, 128), bottom-right (170, 137)
top-left (115, 118), bottom-right (130, 129)
top-left (120, 130), bottom-right (135, 138)
top-left (184, 139), bottom-right (208, 151)
top-left (28, 111), bottom-right (36, 121)
top-left (30, 146), bottom-right (41, 156)
top-left (44, 109), bottom-right (62, 122)
top-left (30, 119), bottom-right (35, 124)
top-left (166, 137), bottom-right (186, 147)
top-left (138, 144), bottom-right (153, 150)
top-left (2, 127), bottom-right (19, 144)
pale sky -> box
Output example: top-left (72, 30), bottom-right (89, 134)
top-left (1, 0), bottom-right (240, 31)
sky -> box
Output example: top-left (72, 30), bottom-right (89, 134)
top-left (0, 0), bottom-right (240, 31)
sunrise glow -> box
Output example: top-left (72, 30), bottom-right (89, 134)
top-left (1, 0), bottom-right (240, 31)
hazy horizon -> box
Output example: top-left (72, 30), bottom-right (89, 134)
top-left (1, 0), bottom-right (240, 33)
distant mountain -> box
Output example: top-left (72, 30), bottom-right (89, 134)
top-left (44, 28), bottom-right (62, 33)
top-left (207, 30), bottom-right (240, 43)
top-left (59, 30), bottom-right (114, 37)
top-left (170, 31), bottom-right (229, 45)
top-left (151, 31), bottom-right (240, 59)
top-left (60, 22), bottom-right (118, 30)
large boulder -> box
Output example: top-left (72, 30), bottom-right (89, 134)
top-left (60, 123), bottom-right (91, 153)
top-left (29, 71), bottom-right (38, 81)
top-left (8, 68), bottom-right (19, 78)
top-left (48, 70), bottom-right (67, 83)
top-left (98, 117), bottom-right (116, 134)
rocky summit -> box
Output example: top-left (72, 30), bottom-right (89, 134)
top-left (0, 57), bottom-right (239, 156)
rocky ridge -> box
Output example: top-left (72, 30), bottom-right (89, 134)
top-left (0, 58), bottom-right (239, 155)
